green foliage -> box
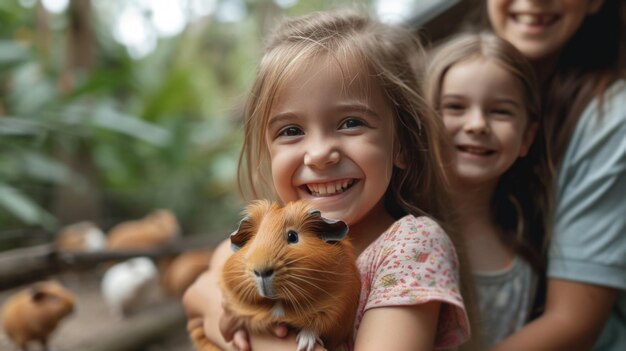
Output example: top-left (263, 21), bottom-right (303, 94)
top-left (0, 0), bottom-right (368, 249)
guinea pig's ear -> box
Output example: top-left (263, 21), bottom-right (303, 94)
top-left (307, 209), bottom-right (349, 243)
top-left (30, 286), bottom-right (47, 303)
top-left (230, 216), bottom-right (254, 251)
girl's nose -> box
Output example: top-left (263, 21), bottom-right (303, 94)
top-left (464, 109), bottom-right (489, 134)
top-left (304, 142), bottom-right (341, 169)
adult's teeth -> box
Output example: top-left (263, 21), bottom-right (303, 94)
top-left (516, 14), bottom-right (540, 25)
top-left (515, 14), bottom-right (556, 26)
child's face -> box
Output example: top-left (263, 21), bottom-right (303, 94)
top-left (487, 0), bottom-right (603, 61)
top-left (265, 59), bottom-right (396, 227)
top-left (440, 58), bottom-right (536, 186)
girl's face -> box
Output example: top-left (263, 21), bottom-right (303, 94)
top-left (440, 58), bottom-right (537, 186)
top-left (487, 0), bottom-right (604, 61)
top-left (265, 58), bottom-right (396, 227)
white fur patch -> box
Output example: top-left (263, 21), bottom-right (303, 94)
top-left (296, 329), bottom-right (320, 351)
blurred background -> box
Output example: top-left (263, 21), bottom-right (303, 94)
top-left (0, 0), bottom-right (473, 350)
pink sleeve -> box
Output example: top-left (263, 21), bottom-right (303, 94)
top-left (356, 216), bottom-right (470, 349)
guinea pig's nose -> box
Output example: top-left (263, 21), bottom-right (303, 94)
top-left (253, 268), bottom-right (274, 278)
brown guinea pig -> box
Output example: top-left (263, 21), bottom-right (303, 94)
top-left (106, 209), bottom-right (180, 250)
top-left (221, 200), bottom-right (361, 351)
top-left (1, 280), bottom-right (75, 351)
top-left (161, 250), bottom-right (212, 298)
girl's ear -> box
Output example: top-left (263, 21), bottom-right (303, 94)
top-left (394, 143), bottom-right (407, 169)
top-left (519, 122), bottom-right (539, 157)
top-left (588, 0), bottom-right (604, 15)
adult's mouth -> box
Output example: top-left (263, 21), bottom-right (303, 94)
top-left (511, 13), bottom-right (559, 27)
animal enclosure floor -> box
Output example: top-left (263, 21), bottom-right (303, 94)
top-left (0, 273), bottom-right (195, 351)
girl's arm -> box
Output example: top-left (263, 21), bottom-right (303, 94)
top-left (354, 302), bottom-right (441, 351)
top-left (491, 279), bottom-right (617, 351)
top-left (183, 239), bottom-right (237, 351)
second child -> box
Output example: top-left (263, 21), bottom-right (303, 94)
top-left (424, 32), bottom-right (553, 349)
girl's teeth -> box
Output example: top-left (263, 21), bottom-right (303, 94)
top-left (306, 180), bottom-right (354, 197)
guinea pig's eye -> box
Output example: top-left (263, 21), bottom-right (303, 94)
top-left (286, 230), bottom-right (299, 244)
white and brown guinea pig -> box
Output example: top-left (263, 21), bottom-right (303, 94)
top-left (221, 200), bottom-right (361, 351)
top-left (55, 221), bottom-right (106, 252)
top-left (1, 280), bottom-right (75, 351)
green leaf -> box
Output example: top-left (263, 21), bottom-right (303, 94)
top-left (17, 151), bottom-right (79, 185)
top-left (0, 40), bottom-right (30, 64)
top-left (0, 117), bottom-right (47, 136)
top-left (91, 107), bottom-right (171, 146)
top-left (0, 182), bottom-right (56, 228)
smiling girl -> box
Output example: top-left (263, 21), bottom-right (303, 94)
top-left (184, 9), bottom-right (476, 351)
top-left (424, 32), bottom-right (552, 349)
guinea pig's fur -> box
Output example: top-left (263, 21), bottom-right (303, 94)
top-left (55, 221), bottom-right (106, 252)
top-left (221, 200), bottom-right (361, 351)
top-left (106, 209), bottom-right (180, 250)
top-left (101, 256), bottom-right (159, 318)
top-left (161, 250), bottom-right (212, 298)
top-left (1, 280), bottom-right (75, 351)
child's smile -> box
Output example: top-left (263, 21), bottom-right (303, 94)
top-left (302, 179), bottom-right (356, 197)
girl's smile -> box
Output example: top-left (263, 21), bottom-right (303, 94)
top-left (440, 58), bottom-right (536, 186)
top-left (265, 56), bottom-right (397, 232)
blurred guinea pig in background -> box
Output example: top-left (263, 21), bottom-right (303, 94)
top-left (1, 280), bottom-right (75, 351)
top-left (54, 221), bottom-right (107, 253)
top-left (220, 200), bottom-right (361, 351)
top-left (106, 209), bottom-right (180, 251)
top-left (100, 256), bottom-right (159, 318)
top-left (160, 250), bottom-right (212, 298)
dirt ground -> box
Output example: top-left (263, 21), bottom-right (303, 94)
top-left (0, 272), bottom-right (195, 351)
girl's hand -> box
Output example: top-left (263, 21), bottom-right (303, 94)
top-left (219, 307), bottom-right (290, 351)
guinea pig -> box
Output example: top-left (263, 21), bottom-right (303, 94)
top-left (106, 209), bottom-right (180, 251)
top-left (221, 200), bottom-right (361, 351)
top-left (1, 280), bottom-right (75, 351)
top-left (161, 250), bottom-right (212, 298)
top-left (100, 256), bottom-right (159, 318)
top-left (55, 221), bottom-right (106, 252)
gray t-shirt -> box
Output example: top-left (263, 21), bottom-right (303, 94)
top-left (474, 256), bottom-right (537, 349)
top-left (548, 80), bottom-right (626, 350)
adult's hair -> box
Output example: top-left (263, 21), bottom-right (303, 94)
top-left (423, 32), bottom-right (553, 274)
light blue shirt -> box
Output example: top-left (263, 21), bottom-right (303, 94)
top-left (548, 80), bottom-right (626, 350)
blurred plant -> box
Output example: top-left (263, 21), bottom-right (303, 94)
top-left (0, 0), bottom-right (367, 250)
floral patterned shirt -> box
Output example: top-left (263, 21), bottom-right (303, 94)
top-left (355, 215), bottom-right (470, 349)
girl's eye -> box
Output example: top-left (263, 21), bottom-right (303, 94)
top-left (441, 103), bottom-right (465, 111)
top-left (339, 118), bottom-right (364, 129)
top-left (492, 109), bottom-right (513, 116)
top-left (277, 126), bottom-right (303, 137)
top-left (286, 230), bottom-right (299, 244)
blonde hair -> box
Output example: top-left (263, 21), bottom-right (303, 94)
top-left (424, 32), bottom-right (553, 278)
top-left (238, 9), bottom-right (454, 224)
